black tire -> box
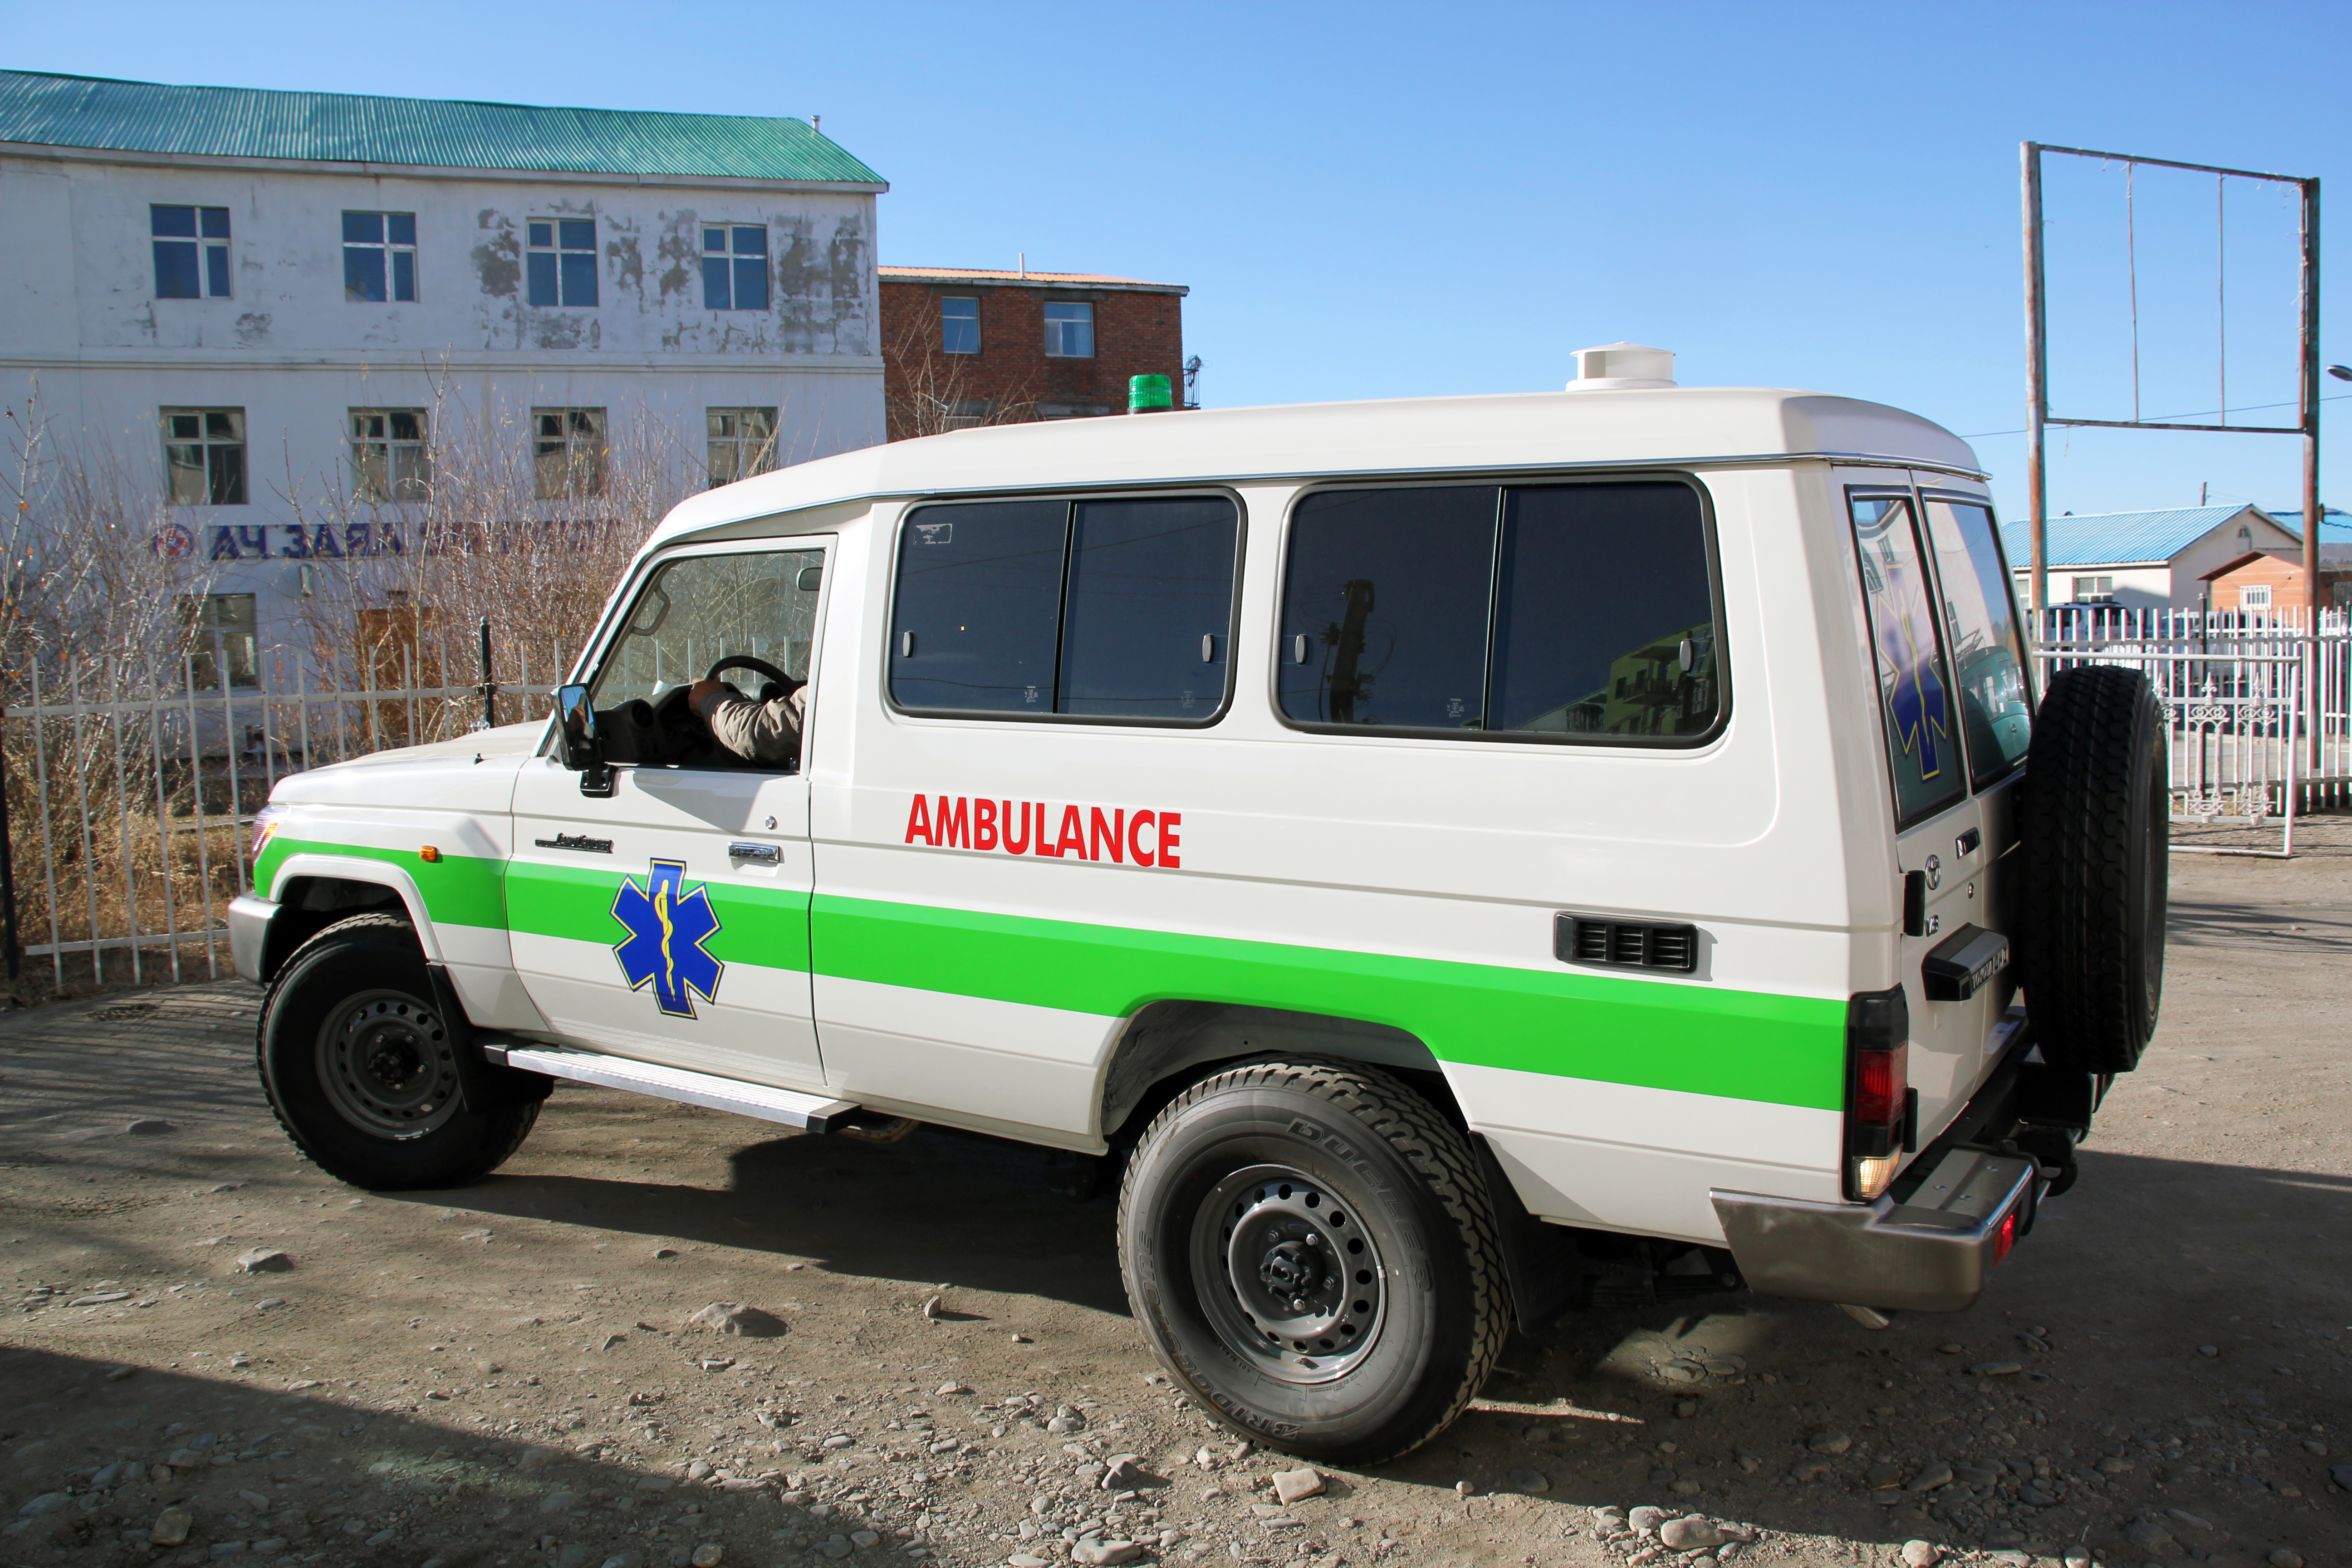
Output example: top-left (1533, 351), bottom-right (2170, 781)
top-left (2020, 664), bottom-right (2169, 1074)
top-left (1117, 1058), bottom-right (1508, 1466)
top-left (257, 913), bottom-right (539, 1190)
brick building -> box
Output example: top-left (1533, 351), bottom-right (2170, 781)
top-left (878, 265), bottom-right (1187, 440)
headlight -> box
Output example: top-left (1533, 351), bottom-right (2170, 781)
top-left (250, 804), bottom-right (287, 861)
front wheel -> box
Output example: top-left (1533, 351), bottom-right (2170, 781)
top-left (1117, 1059), bottom-right (1509, 1466)
top-left (257, 913), bottom-right (539, 1191)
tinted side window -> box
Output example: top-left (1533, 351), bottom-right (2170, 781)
top-left (1279, 480), bottom-right (1722, 743)
top-left (1278, 487), bottom-right (1495, 728)
top-left (1061, 497), bottom-right (1238, 718)
top-left (890, 500), bottom-right (1067, 713)
top-left (889, 495), bottom-right (1239, 722)
top-left (1493, 485), bottom-right (1719, 737)
top-left (1850, 495), bottom-right (1965, 824)
top-left (1923, 498), bottom-right (2033, 786)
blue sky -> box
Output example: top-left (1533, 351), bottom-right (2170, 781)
top-left (12, 0), bottom-right (2352, 520)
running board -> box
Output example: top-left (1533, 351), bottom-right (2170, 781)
top-left (482, 1042), bottom-right (857, 1132)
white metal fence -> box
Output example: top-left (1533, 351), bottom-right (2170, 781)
top-left (2031, 606), bottom-right (2351, 856)
top-left (1, 635), bottom-right (564, 993)
top-left (2, 606), bottom-right (2347, 994)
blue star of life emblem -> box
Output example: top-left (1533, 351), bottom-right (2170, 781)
top-left (611, 858), bottom-right (725, 1019)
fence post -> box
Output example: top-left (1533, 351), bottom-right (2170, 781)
top-left (0, 690), bottom-right (17, 986)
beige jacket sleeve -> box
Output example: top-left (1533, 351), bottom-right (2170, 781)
top-left (698, 685), bottom-right (806, 764)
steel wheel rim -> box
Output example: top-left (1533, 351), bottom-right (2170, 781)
top-left (315, 989), bottom-right (460, 1139)
top-left (1190, 1162), bottom-right (1387, 1384)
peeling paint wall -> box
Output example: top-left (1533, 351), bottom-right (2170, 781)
top-left (0, 150), bottom-right (885, 648)
top-left (23, 159), bottom-right (878, 357)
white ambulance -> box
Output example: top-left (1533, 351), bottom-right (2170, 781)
top-left (231, 346), bottom-right (2167, 1464)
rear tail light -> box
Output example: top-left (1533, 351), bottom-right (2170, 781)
top-left (1991, 1208), bottom-right (2019, 1265)
top-left (1844, 986), bottom-right (1910, 1200)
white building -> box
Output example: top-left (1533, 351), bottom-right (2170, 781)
top-left (0, 70), bottom-right (887, 653)
top-left (1998, 504), bottom-right (2305, 609)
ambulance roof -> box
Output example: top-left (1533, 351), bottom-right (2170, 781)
top-left (649, 386), bottom-right (1984, 548)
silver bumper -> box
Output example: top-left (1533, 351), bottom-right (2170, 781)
top-left (228, 894), bottom-right (277, 985)
top-left (1710, 1146), bottom-right (2039, 1313)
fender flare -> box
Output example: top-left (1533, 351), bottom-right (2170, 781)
top-left (262, 853), bottom-right (446, 963)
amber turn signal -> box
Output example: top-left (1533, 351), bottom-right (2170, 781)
top-left (419, 846), bottom-right (442, 863)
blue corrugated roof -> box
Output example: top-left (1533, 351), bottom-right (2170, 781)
top-left (0, 70), bottom-right (885, 185)
top-left (2263, 507), bottom-right (2352, 543)
top-left (1997, 505), bottom-right (2275, 568)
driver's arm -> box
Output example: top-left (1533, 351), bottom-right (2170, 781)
top-left (688, 678), bottom-right (806, 763)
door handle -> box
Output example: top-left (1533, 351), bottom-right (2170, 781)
top-left (727, 842), bottom-right (782, 865)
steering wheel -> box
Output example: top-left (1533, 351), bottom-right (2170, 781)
top-left (704, 655), bottom-right (800, 702)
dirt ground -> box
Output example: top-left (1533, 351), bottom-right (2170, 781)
top-left (3, 827), bottom-right (2348, 1568)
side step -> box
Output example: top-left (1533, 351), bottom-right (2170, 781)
top-left (482, 1042), bottom-right (857, 1132)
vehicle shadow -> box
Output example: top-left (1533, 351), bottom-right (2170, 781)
top-left (436, 1118), bottom-right (1131, 1315)
top-left (1357, 1144), bottom-right (2349, 1560)
top-left (0, 1346), bottom-right (826, 1564)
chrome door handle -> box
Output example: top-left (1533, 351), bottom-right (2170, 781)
top-left (727, 842), bottom-right (782, 864)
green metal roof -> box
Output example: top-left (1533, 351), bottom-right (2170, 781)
top-left (0, 70), bottom-right (885, 186)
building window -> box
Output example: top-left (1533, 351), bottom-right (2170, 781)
top-left (152, 205), bottom-right (230, 299)
top-left (161, 408), bottom-right (246, 505)
top-left (1043, 301), bottom-right (1094, 358)
top-left (180, 593), bottom-right (259, 691)
top-left (706, 407), bottom-right (778, 487)
top-left (941, 296), bottom-right (980, 354)
top-left (533, 407), bottom-right (608, 499)
top-left (701, 225), bottom-right (769, 310)
top-left (350, 409), bottom-right (430, 501)
top-left (2070, 575), bottom-right (2115, 603)
top-left (343, 212), bottom-right (418, 303)
top-left (2240, 584), bottom-right (2272, 610)
top-left (526, 219), bottom-right (598, 308)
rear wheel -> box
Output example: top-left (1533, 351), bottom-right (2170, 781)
top-left (2020, 664), bottom-right (2169, 1073)
top-left (1117, 1059), bottom-right (1507, 1465)
top-left (257, 913), bottom-right (539, 1190)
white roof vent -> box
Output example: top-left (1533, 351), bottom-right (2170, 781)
top-left (1567, 342), bottom-right (1676, 390)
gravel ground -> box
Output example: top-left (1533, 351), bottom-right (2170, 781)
top-left (3, 826), bottom-right (2348, 1568)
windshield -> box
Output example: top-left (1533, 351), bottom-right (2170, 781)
top-left (591, 547), bottom-right (823, 706)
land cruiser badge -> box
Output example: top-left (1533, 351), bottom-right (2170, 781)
top-left (612, 858), bottom-right (725, 1019)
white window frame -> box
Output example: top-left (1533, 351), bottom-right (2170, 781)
top-left (706, 407), bottom-right (779, 487)
top-left (161, 407), bottom-right (247, 506)
top-left (2240, 584), bottom-right (2273, 610)
top-left (350, 408), bottom-right (431, 501)
top-left (1043, 300), bottom-right (1095, 358)
top-left (941, 296), bottom-right (980, 354)
top-left (152, 204), bottom-right (231, 299)
top-left (526, 218), bottom-right (599, 308)
top-left (700, 224), bottom-right (770, 311)
top-left (343, 211), bottom-right (419, 304)
top-left (533, 407), bottom-right (608, 500)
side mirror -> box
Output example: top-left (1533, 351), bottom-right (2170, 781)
top-left (796, 564), bottom-right (823, 593)
top-left (554, 684), bottom-right (614, 797)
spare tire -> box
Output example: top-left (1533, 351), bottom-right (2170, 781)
top-left (2019, 663), bottom-right (2168, 1073)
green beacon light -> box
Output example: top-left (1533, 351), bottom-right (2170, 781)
top-left (1128, 374), bottom-right (1174, 414)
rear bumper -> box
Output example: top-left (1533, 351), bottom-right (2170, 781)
top-left (228, 894), bottom-right (277, 985)
top-left (1710, 1146), bottom-right (2038, 1313)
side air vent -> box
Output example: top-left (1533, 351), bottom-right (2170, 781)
top-left (1555, 913), bottom-right (1699, 972)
